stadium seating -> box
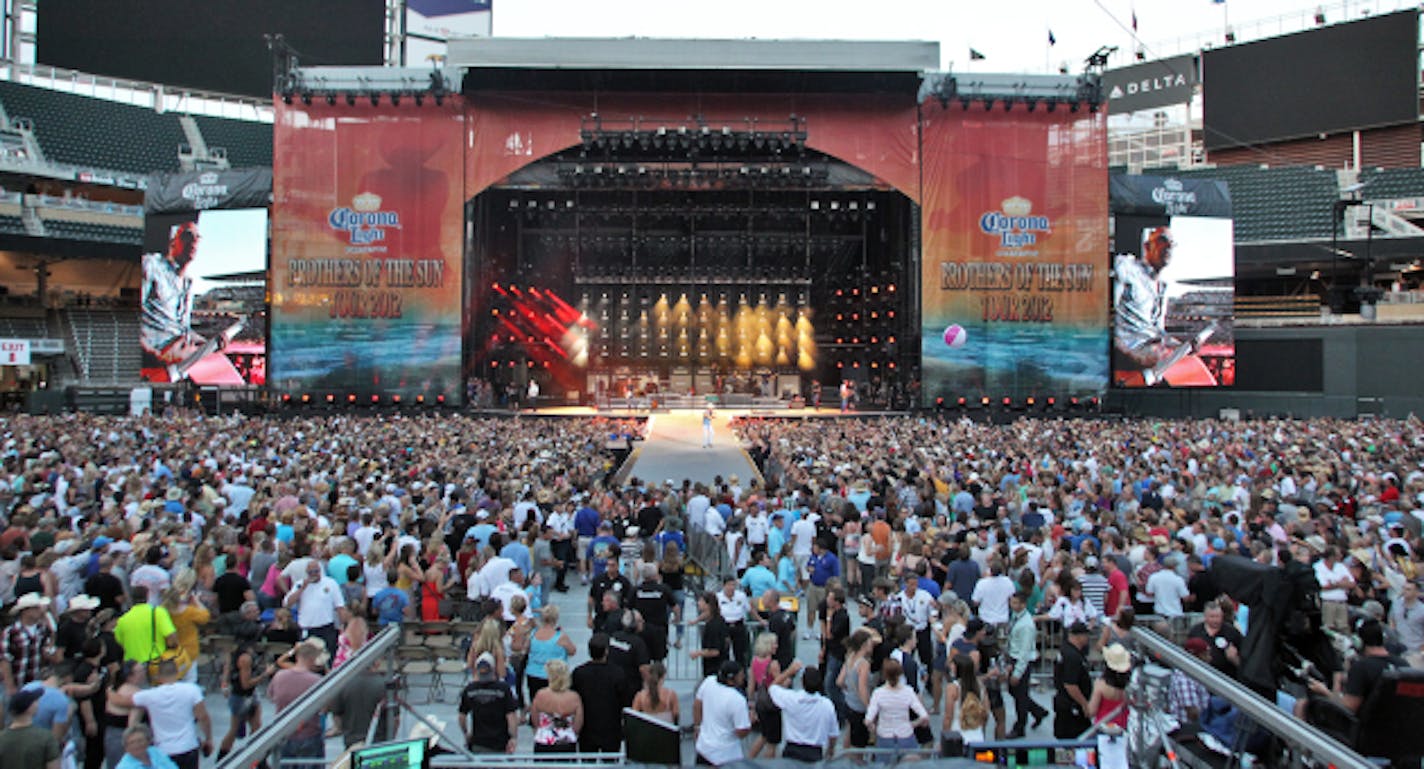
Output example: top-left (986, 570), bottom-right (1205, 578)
top-left (42, 219), bottom-right (142, 246)
top-left (1172, 165), bottom-right (1338, 242)
top-left (63, 307), bottom-right (141, 383)
top-left (0, 213), bottom-right (27, 236)
top-left (0, 80), bottom-right (184, 174)
top-left (1359, 167), bottom-right (1424, 200)
top-left (190, 115), bottom-right (273, 168)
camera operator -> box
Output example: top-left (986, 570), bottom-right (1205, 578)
top-left (1306, 619), bottom-right (1404, 715)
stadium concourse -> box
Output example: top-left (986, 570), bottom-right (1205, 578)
top-left (0, 409), bottom-right (1421, 767)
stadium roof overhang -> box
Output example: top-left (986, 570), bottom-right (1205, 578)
top-left (448, 38), bottom-right (939, 94)
top-left (1237, 236), bottom-right (1424, 279)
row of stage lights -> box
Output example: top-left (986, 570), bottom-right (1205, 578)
top-left (940, 96), bottom-right (1099, 113)
top-left (278, 393), bottom-right (448, 406)
top-left (933, 395), bottom-right (1102, 411)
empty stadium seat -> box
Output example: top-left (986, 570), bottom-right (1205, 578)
top-left (190, 115), bottom-right (273, 168)
top-left (1359, 167), bottom-right (1424, 200)
top-left (1171, 166), bottom-right (1338, 242)
top-left (0, 80), bottom-right (184, 173)
top-left (43, 219), bottom-right (142, 246)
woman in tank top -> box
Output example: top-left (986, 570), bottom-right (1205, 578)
top-left (524, 605), bottom-right (575, 701)
top-left (630, 661), bottom-right (679, 725)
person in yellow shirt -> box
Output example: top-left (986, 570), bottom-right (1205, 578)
top-left (113, 601), bottom-right (178, 670)
top-left (162, 570), bottom-right (211, 683)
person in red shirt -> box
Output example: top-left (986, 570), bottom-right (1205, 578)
top-left (1102, 558), bottom-right (1130, 619)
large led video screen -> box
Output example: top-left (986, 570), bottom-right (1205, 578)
top-left (140, 209), bottom-right (268, 385)
top-left (1202, 10), bottom-right (1419, 150)
top-left (919, 103), bottom-right (1110, 402)
top-left (271, 103), bottom-right (465, 403)
top-left (36, 0), bottom-right (384, 98)
top-left (1110, 174), bottom-right (1235, 387)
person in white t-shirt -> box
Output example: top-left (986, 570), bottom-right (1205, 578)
top-left (1314, 547), bottom-right (1355, 632)
top-left (1145, 561), bottom-right (1190, 619)
top-left (132, 658), bottom-right (212, 767)
top-left (970, 563), bottom-right (1016, 626)
top-left (694, 661), bottom-right (752, 765)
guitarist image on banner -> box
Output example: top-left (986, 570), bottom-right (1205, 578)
top-left (1113, 226), bottom-right (1217, 387)
top-left (141, 222), bottom-right (240, 382)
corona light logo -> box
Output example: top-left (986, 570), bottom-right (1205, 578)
top-left (979, 196), bottom-right (1050, 251)
top-left (329, 192), bottom-right (401, 247)
top-left (180, 171), bottom-right (229, 210)
top-left (1151, 178), bottom-right (1198, 215)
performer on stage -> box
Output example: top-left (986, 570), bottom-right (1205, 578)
top-left (702, 406), bottom-right (715, 449)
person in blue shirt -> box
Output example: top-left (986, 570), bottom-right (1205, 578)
top-left (740, 551), bottom-right (780, 599)
top-left (574, 502), bottom-right (603, 585)
top-left (774, 543), bottom-right (799, 594)
top-left (586, 522), bottom-right (621, 578)
top-left (371, 573), bottom-right (410, 626)
top-left (766, 513), bottom-right (788, 558)
top-left (465, 513), bottom-right (497, 551)
top-left (117, 724), bottom-right (180, 769)
top-left (653, 519), bottom-right (686, 557)
top-left (501, 533), bottom-right (533, 577)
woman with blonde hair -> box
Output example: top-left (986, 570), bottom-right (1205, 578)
top-left (631, 661), bottom-right (678, 725)
top-left (162, 569), bottom-right (210, 683)
top-left (528, 659), bottom-right (581, 753)
top-left (363, 543), bottom-right (390, 602)
top-left (865, 657), bottom-right (929, 755)
top-left (747, 632), bottom-right (792, 758)
top-left (467, 618), bottom-right (508, 681)
top-left (524, 605), bottom-right (575, 700)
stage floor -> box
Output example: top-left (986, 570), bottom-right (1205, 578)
top-left (514, 405), bottom-right (910, 418)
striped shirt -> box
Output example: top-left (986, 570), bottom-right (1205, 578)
top-left (1078, 572), bottom-right (1110, 615)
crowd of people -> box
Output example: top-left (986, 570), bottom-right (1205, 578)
top-left (0, 410), bottom-right (1419, 767)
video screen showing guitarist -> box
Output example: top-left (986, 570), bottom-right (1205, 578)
top-left (1113, 226), bottom-right (1217, 387)
top-left (141, 221), bottom-right (247, 384)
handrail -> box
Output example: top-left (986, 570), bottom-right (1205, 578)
top-left (1130, 627), bottom-right (1375, 769)
top-left (217, 624), bottom-right (402, 769)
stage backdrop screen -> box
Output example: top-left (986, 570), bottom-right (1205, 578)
top-left (140, 209), bottom-right (268, 385)
top-left (271, 103), bottom-right (465, 403)
top-left (919, 104), bottom-right (1110, 402)
top-left (1202, 10), bottom-right (1419, 150)
top-left (36, 0), bottom-right (384, 98)
top-left (1110, 174), bottom-right (1235, 388)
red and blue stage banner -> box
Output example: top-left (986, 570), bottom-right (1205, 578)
top-left (271, 101), bottom-right (466, 402)
top-left (918, 102), bottom-right (1110, 403)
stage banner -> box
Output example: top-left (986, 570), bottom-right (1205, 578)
top-left (919, 103), bottom-right (1109, 402)
top-left (143, 168), bottom-right (273, 213)
top-left (271, 101), bottom-right (466, 402)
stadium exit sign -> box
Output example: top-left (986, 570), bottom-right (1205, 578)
top-left (0, 339), bottom-right (30, 365)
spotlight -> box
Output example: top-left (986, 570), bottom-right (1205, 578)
top-left (391, 93), bottom-right (401, 106)
top-left (936, 397), bottom-right (945, 407)
top-left (392, 394), bottom-right (402, 404)
top-left (982, 98), bottom-right (994, 111)
top-left (416, 394), bottom-right (426, 404)
top-left (325, 93), bottom-right (335, 106)
top-left (1002, 396), bottom-right (1011, 406)
top-left (326, 394), bottom-right (335, 403)
top-left (300, 92), bottom-right (312, 106)
top-left (281, 93), bottom-right (293, 105)
top-left (1047, 397), bottom-right (1056, 407)
top-left (369, 93), bottom-right (379, 107)
top-left (281, 393), bottom-right (291, 403)
top-left (348, 394), bottom-right (357, 403)
top-left (414, 93), bottom-right (424, 106)
top-left (1046, 99), bottom-right (1058, 112)
top-left (1026, 396), bottom-right (1035, 406)
top-left (301, 394), bottom-right (311, 403)
top-left (957, 397), bottom-right (967, 407)
top-left (981, 396), bottom-right (990, 407)
top-left (345, 92), bottom-right (356, 106)
top-left (371, 394), bottom-right (380, 403)
top-left (436, 394), bottom-right (446, 404)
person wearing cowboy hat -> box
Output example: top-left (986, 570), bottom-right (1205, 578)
top-left (1089, 644), bottom-right (1133, 731)
top-left (1, 593), bottom-right (57, 696)
top-left (56, 594), bottom-right (100, 660)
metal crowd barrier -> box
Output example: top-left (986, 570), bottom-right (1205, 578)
top-left (1130, 626), bottom-right (1376, 769)
top-left (217, 625), bottom-right (403, 769)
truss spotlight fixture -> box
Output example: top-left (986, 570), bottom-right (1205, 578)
top-left (325, 93), bottom-right (335, 106)
top-left (982, 98), bottom-right (995, 111)
top-left (1046, 98), bottom-right (1058, 112)
top-left (369, 93), bottom-right (379, 107)
top-left (416, 394), bottom-right (426, 404)
top-left (300, 394), bottom-right (311, 403)
top-left (371, 394), bottom-right (380, 403)
top-left (414, 92), bottom-right (424, 106)
top-left (1002, 396), bottom-right (1011, 406)
top-left (980, 396), bottom-right (990, 406)
top-left (300, 92), bottom-right (312, 106)
top-left (281, 92), bottom-right (293, 105)
top-left (345, 92), bottom-right (356, 106)
top-left (1315, 7), bottom-right (1326, 24)
top-left (326, 394), bottom-right (335, 403)
top-left (348, 394), bottom-right (357, 403)
top-left (392, 394), bottom-right (402, 404)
